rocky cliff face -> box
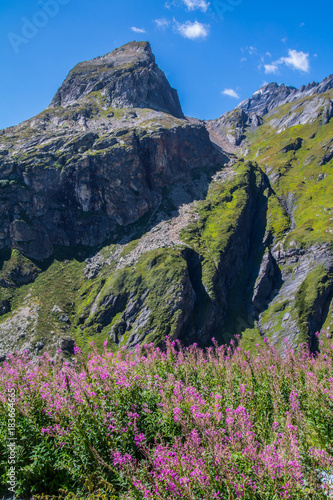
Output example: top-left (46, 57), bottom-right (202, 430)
top-left (0, 42), bottom-right (332, 359)
top-left (50, 41), bottom-right (184, 118)
top-left (0, 41), bottom-right (218, 261)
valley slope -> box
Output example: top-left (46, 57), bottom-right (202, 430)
top-left (0, 41), bottom-right (332, 358)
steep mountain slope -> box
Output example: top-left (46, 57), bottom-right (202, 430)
top-left (0, 42), bottom-right (332, 359)
top-left (0, 41), bottom-right (226, 357)
top-left (240, 90), bottom-right (333, 349)
top-left (208, 83), bottom-right (333, 349)
top-left (209, 75), bottom-right (333, 146)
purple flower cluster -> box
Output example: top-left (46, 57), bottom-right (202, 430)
top-left (0, 336), bottom-right (333, 498)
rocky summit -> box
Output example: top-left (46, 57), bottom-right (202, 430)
top-left (0, 41), bottom-right (332, 360)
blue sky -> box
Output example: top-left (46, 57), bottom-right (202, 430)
top-left (0, 0), bottom-right (332, 129)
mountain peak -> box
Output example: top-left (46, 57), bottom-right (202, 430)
top-left (92, 41), bottom-right (154, 67)
top-left (49, 41), bottom-right (184, 118)
top-left (237, 75), bottom-right (333, 117)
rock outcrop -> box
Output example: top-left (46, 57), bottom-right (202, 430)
top-left (50, 41), bottom-right (184, 118)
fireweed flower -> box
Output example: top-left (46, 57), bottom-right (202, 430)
top-left (0, 336), bottom-right (332, 498)
top-left (173, 407), bottom-right (183, 422)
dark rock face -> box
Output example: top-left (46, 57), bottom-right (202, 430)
top-left (0, 42), bottom-right (218, 261)
top-left (0, 300), bottom-right (10, 315)
top-left (50, 41), bottom-right (184, 119)
top-left (10, 220), bottom-right (54, 260)
top-left (60, 338), bottom-right (75, 354)
top-left (281, 137), bottom-right (303, 153)
top-left (0, 124), bottom-right (216, 260)
top-left (252, 251), bottom-right (280, 314)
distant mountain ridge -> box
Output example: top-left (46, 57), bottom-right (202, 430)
top-left (208, 74), bottom-right (333, 147)
top-left (237, 74), bottom-right (333, 116)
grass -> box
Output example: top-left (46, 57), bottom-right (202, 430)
top-left (295, 264), bottom-right (333, 341)
top-left (78, 248), bottom-right (190, 350)
top-left (245, 89), bottom-right (333, 249)
top-left (180, 161), bottom-right (262, 299)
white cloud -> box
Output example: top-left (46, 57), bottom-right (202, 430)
top-left (180, 0), bottom-right (210, 11)
top-left (264, 49), bottom-right (310, 74)
top-left (222, 88), bottom-right (240, 99)
top-left (131, 27), bottom-right (146, 33)
top-left (266, 52), bottom-right (272, 57)
top-left (300, 22), bottom-right (305, 27)
top-left (280, 49), bottom-right (310, 72)
top-left (281, 37), bottom-right (288, 43)
top-left (240, 57), bottom-right (247, 63)
top-left (264, 63), bottom-right (279, 74)
top-left (174, 20), bottom-right (209, 40)
top-left (154, 18), bottom-right (170, 30)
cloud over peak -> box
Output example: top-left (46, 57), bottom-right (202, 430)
top-left (174, 20), bottom-right (209, 39)
top-left (222, 88), bottom-right (240, 99)
top-left (264, 63), bottom-right (279, 74)
top-left (131, 27), bottom-right (146, 33)
top-left (154, 18), bottom-right (170, 30)
top-left (180, 0), bottom-right (210, 12)
top-left (281, 49), bottom-right (310, 72)
top-left (264, 49), bottom-right (310, 74)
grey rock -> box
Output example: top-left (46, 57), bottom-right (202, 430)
top-left (252, 251), bottom-right (280, 313)
top-left (34, 341), bottom-right (44, 351)
top-left (109, 320), bottom-right (127, 343)
top-left (58, 314), bottom-right (69, 323)
top-left (0, 299), bottom-right (10, 315)
top-left (262, 243), bottom-right (333, 348)
top-left (319, 147), bottom-right (333, 166)
top-left (50, 41), bottom-right (184, 119)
